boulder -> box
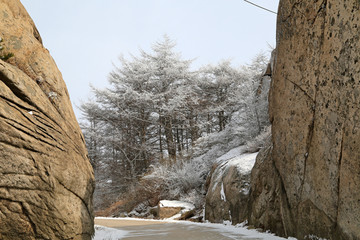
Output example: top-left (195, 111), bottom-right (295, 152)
top-left (158, 200), bottom-right (195, 220)
top-left (248, 1), bottom-right (360, 239)
top-left (0, 1), bottom-right (94, 239)
top-left (205, 152), bottom-right (258, 224)
top-left (158, 207), bottom-right (183, 219)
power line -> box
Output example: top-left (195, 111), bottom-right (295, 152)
top-left (243, 0), bottom-right (277, 15)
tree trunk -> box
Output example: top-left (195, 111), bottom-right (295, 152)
top-left (218, 110), bottom-right (225, 131)
top-left (189, 110), bottom-right (199, 145)
top-left (164, 115), bottom-right (176, 163)
top-left (140, 109), bottom-right (148, 169)
top-left (207, 113), bottom-right (211, 134)
top-left (176, 126), bottom-right (183, 155)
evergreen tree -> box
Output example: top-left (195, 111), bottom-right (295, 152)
top-left (80, 36), bottom-right (270, 210)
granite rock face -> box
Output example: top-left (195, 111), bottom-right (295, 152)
top-left (249, 1), bottom-right (360, 239)
top-left (205, 152), bottom-right (259, 225)
top-left (205, 163), bottom-right (250, 224)
top-left (0, 1), bottom-right (94, 239)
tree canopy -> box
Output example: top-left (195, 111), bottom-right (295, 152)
top-left (80, 36), bottom-right (270, 210)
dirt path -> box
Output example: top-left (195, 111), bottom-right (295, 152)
top-left (95, 218), bottom-right (168, 228)
top-left (94, 218), bottom-right (265, 240)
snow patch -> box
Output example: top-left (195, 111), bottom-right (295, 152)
top-left (215, 146), bottom-right (258, 175)
top-left (48, 91), bottom-right (57, 98)
top-left (93, 225), bottom-right (128, 240)
top-left (216, 146), bottom-right (247, 162)
top-left (220, 182), bottom-right (226, 201)
top-left (159, 200), bottom-right (195, 210)
top-left (227, 152), bottom-right (258, 174)
top-left (210, 150), bottom-right (258, 196)
top-left (240, 185), bottom-right (250, 195)
top-left (166, 213), bottom-right (181, 220)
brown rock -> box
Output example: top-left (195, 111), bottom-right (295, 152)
top-left (158, 207), bottom-right (183, 219)
top-left (0, 1), bottom-right (94, 239)
top-left (178, 209), bottom-right (195, 220)
top-left (249, 1), bottom-right (360, 239)
top-left (157, 200), bottom-right (195, 220)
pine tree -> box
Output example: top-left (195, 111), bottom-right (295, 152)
top-left (80, 36), bottom-right (271, 210)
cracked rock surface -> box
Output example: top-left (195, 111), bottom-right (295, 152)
top-left (0, 1), bottom-right (94, 239)
top-left (248, 1), bottom-right (360, 239)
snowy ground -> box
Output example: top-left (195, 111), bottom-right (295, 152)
top-left (94, 225), bottom-right (128, 240)
top-left (94, 217), bottom-right (297, 240)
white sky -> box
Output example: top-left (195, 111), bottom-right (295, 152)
top-left (20, 0), bottom-right (279, 119)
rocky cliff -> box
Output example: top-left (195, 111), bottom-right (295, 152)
top-left (0, 1), bottom-right (94, 239)
top-left (249, 1), bottom-right (360, 239)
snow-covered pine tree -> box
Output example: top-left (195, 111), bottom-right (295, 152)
top-left (198, 60), bottom-right (244, 133)
top-left (81, 36), bottom-right (196, 185)
top-left (143, 35), bottom-right (195, 163)
top-left (80, 35), bottom-right (271, 212)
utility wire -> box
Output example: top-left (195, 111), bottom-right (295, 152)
top-left (243, 0), bottom-right (277, 15)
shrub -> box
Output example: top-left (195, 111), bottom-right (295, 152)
top-left (245, 125), bottom-right (271, 153)
top-left (0, 37), bottom-right (14, 62)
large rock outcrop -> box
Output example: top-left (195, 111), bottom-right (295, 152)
top-left (205, 162), bottom-right (250, 224)
top-left (205, 150), bottom-right (258, 224)
top-left (249, 1), bottom-right (360, 239)
top-left (0, 1), bottom-right (94, 239)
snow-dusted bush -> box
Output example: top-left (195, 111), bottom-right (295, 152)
top-left (145, 157), bottom-right (208, 205)
top-left (245, 125), bottom-right (271, 153)
top-left (180, 189), bottom-right (205, 209)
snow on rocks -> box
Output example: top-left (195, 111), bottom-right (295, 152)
top-left (205, 149), bottom-right (258, 224)
top-left (220, 182), bottom-right (226, 201)
top-left (227, 152), bottom-right (258, 174)
top-left (158, 200), bottom-right (195, 220)
top-left (216, 146), bottom-right (247, 163)
top-left (159, 200), bottom-right (195, 209)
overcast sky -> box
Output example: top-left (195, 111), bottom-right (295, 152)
top-left (20, 0), bottom-right (279, 119)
